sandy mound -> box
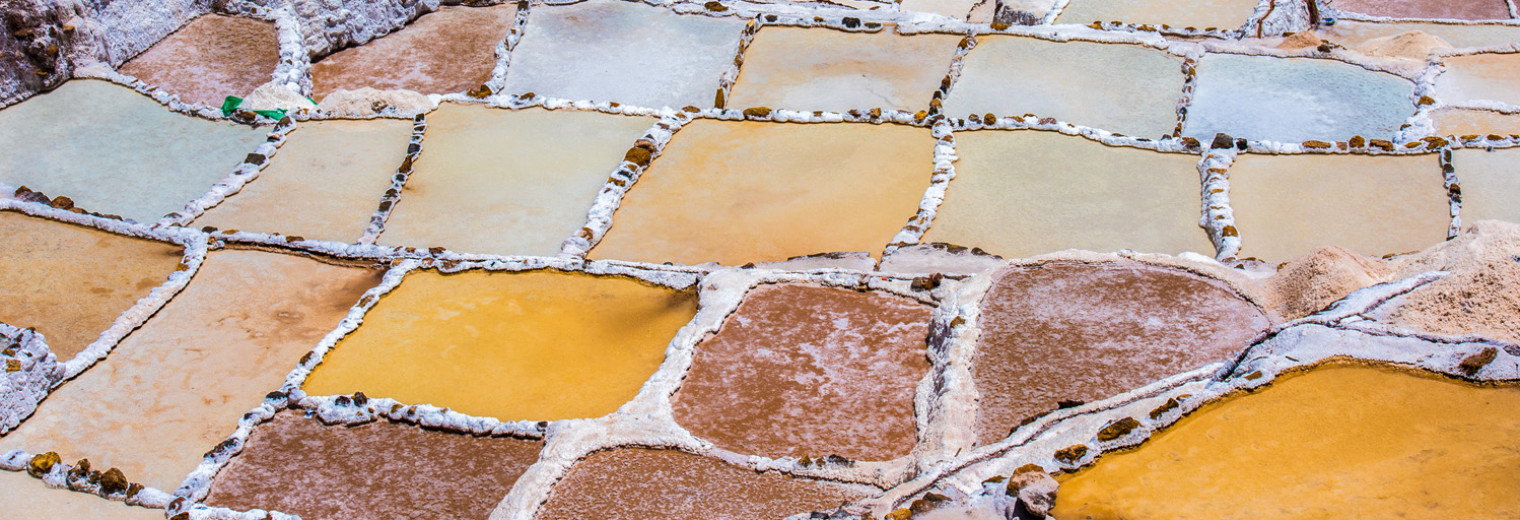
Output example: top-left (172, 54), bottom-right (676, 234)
top-left (240, 81), bottom-right (317, 113)
top-left (1383, 220), bottom-right (1520, 342)
top-left (1276, 30), bottom-right (1323, 50)
top-left (316, 87), bottom-right (432, 117)
top-left (1267, 246), bottom-right (1392, 319)
top-left (1355, 30), bottom-right (1453, 60)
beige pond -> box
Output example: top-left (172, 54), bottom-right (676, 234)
top-left (1431, 108), bottom-right (1520, 136)
top-left (302, 270), bottom-right (698, 421)
top-left (1053, 364), bottom-right (1520, 520)
top-left (944, 36), bottom-right (1185, 139)
top-left (0, 250), bottom-right (382, 491)
top-left (1056, 0), bottom-right (1259, 30)
top-left (537, 448), bottom-right (866, 520)
top-left (727, 27), bottom-right (960, 113)
top-left (590, 120), bottom-right (934, 265)
top-left (379, 104), bottom-right (653, 256)
top-left (1228, 153), bottom-right (1449, 262)
top-left (1436, 53), bottom-right (1520, 107)
top-left (311, 4), bottom-right (518, 98)
top-left (0, 211), bottom-right (183, 360)
top-left (194, 119), bottom-right (414, 243)
top-left (923, 131), bottom-right (1213, 259)
top-left (0, 471), bottom-right (163, 520)
top-left (1452, 148), bottom-right (1520, 225)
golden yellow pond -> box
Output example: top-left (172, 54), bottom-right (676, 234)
top-left (1053, 364), bottom-right (1520, 520)
top-left (303, 270), bottom-right (698, 420)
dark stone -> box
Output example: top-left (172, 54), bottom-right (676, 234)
top-left (99, 467), bottom-right (129, 495)
top-left (1459, 347), bottom-right (1498, 376)
top-left (1096, 416), bottom-right (1140, 442)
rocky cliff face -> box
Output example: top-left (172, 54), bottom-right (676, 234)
top-left (0, 0), bottom-right (211, 106)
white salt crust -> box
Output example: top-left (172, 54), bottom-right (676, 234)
top-left (559, 113), bottom-right (689, 258)
top-left (884, 118), bottom-right (959, 256)
top-left (1198, 143), bottom-right (1242, 260)
top-left (358, 114), bottom-right (427, 245)
top-left (485, 1), bottom-right (533, 93)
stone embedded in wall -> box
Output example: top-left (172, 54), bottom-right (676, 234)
top-left (204, 411), bottom-right (543, 520)
top-left (672, 284), bottom-right (932, 461)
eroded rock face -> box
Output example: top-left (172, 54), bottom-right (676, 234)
top-left (1, 0), bottom-right (210, 106)
top-left (205, 411), bottom-right (543, 520)
top-left (672, 284), bottom-right (932, 461)
top-left (1052, 365), bottom-right (1520, 520)
top-left (972, 261), bottom-right (1269, 445)
top-left (538, 448), bottom-right (866, 520)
